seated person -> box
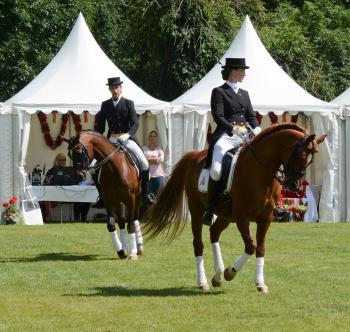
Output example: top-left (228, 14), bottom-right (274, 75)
top-left (44, 153), bottom-right (79, 186)
top-left (40, 153), bottom-right (90, 222)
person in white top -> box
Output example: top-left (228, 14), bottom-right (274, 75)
top-left (143, 130), bottom-right (165, 196)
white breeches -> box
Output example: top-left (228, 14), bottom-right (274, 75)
top-left (210, 133), bottom-right (243, 181)
top-left (109, 137), bottom-right (149, 170)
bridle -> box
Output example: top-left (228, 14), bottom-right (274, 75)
top-left (68, 139), bottom-right (122, 176)
top-left (248, 134), bottom-right (316, 188)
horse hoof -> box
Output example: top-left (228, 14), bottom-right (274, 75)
top-left (128, 254), bottom-right (138, 261)
top-left (256, 284), bottom-right (269, 293)
top-left (199, 284), bottom-right (210, 292)
top-left (117, 249), bottom-right (127, 259)
top-left (211, 277), bottom-right (222, 288)
top-left (137, 244), bottom-right (144, 256)
top-left (224, 267), bottom-right (237, 281)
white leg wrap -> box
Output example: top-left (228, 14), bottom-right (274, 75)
top-left (212, 242), bottom-right (224, 273)
top-left (255, 257), bottom-right (265, 286)
top-left (129, 232), bottom-right (137, 255)
top-left (120, 229), bottom-right (128, 252)
top-left (109, 231), bottom-right (122, 252)
top-left (233, 252), bottom-right (251, 271)
top-left (134, 220), bottom-right (143, 245)
top-left (195, 256), bottom-right (208, 287)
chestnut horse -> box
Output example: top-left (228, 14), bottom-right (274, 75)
top-left (66, 131), bottom-right (144, 260)
top-left (143, 124), bottom-right (326, 292)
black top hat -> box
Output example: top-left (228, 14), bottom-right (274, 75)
top-left (106, 77), bottom-right (123, 86)
top-left (221, 58), bottom-right (249, 69)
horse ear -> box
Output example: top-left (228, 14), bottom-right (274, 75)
top-left (60, 136), bottom-right (70, 144)
top-left (304, 134), bottom-right (316, 145)
top-left (316, 134), bottom-right (327, 144)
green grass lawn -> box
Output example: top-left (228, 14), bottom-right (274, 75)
top-left (0, 222), bottom-right (349, 332)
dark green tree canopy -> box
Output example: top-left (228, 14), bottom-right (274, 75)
top-left (0, 0), bottom-right (349, 102)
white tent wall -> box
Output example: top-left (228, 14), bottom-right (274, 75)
top-left (333, 87), bottom-right (350, 221)
top-left (167, 107), bottom-right (344, 222)
top-left (25, 111), bottom-right (161, 176)
top-left (0, 114), bottom-right (15, 203)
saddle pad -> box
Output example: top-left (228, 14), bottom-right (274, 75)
top-left (198, 148), bottom-right (241, 193)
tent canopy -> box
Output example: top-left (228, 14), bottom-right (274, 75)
top-left (3, 13), bottom-right (168, 115)
top-left (332, 87), bottom-right (350, 105)
top-left (171, 16), bottom-right (340, 115)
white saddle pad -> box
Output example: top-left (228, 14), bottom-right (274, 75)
top-left (198, 148), bottom-right (241, 194)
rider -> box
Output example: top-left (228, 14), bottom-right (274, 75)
top-left (94, 77), bottom-right (154, 211)
top-left (203, 58), bottom-right (261, 226)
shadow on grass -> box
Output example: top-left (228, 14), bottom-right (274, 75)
top-left (66, 286), bottom-right (224, 297)
top-left (0, 252), bottom-right (111, 263)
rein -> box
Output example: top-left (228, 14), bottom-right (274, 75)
top-left (247, 134), bottom-right (315, 184)
top-left (247, 144), bottom-right (285, 183)
top-left (69, 141), bottom-right (124, 177)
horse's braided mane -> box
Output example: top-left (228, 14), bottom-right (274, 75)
top-left (80, 130), bottom-right (104, 138)
top-left (245, 123), bottom-right (307, 149)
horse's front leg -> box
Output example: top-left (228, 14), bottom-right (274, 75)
top-left (107, 214), bottom-right (127, 259)
top-left (255, 217), bottom-right (272, 293)
top-left (224, 216), bottom-right (255, 282)
top-left (116, 217), bottom-right (129, 254)
top-left (210, 217), bottom-right (231, 288)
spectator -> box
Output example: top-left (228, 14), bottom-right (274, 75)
top-left (143, 130), bottom-right (165, 196)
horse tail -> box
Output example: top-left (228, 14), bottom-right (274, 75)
top-left (142, 151), bottom-right (198, 242)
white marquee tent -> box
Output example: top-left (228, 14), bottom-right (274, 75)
top-left (169, 16), bottom-right (343, 222)
top-left (332, 87), bottom-right (350, 221)
top-left (0, 13), bottom-right (169, 209)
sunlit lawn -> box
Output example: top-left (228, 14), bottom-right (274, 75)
top-left (0, 222), bottom-right (349, 331)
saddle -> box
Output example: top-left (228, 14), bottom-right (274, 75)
top-left (198, 146), bottom-right (241, 194)
top-left (113, 140), bottom-right (143, 180)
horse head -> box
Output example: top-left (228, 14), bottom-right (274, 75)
top-left (282, 132), bottom-right (326, 192)
top-left (63, 132), bottom-right (93, 171)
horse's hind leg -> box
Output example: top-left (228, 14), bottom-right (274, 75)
top-left (255, 217), bottom-right (272, 293)
top-left (189, 199), bottom-right (209, 292)
top-left (209, 217), bottom-right (231, 287)
top-left (134, 219), bottom-right (144, 255)
top-left (224, 216), bottom-right (255, 282)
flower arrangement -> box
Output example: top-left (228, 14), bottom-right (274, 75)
top-left (37, 111), bottom-right (84, 150)
top-left (1, 196), bottom-right (20, 224)
top-left (274, 197), bottom-right (308, 222)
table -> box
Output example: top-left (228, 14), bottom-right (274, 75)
top-left (29, 185), bottom-right (99, 202)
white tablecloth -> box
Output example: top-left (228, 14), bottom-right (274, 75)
top-left (29, 185), bottom-right (98, 202)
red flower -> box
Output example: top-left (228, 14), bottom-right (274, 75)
top-left (3, 202), bottom-right (9, 207)
top-left (10, 197), bottom-right (17, 204)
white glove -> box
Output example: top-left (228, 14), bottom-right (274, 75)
top-left (119, 133), bottom-right (130, 142)
top-left (252, 127), bottom-right (261, 135)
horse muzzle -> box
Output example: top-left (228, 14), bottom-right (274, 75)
top-left (284, 180), bottom-right (300, 193)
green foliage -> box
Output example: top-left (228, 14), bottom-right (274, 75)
top-left (0, 0), bottom-right (349, 102)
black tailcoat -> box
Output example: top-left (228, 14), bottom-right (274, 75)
top-left (206, 83), bottom-right (259, 167)
top-left (96, 97), bottom-right (139, 140)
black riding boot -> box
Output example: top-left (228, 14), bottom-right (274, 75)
top-left (91, 171), bottom-right (104, 209)
top-left (139, 169), bottom-right (155, 218)
top-left (203, 177), bottom-right (221, 226)
top-left (141, 169), bottom-right (156, 206)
